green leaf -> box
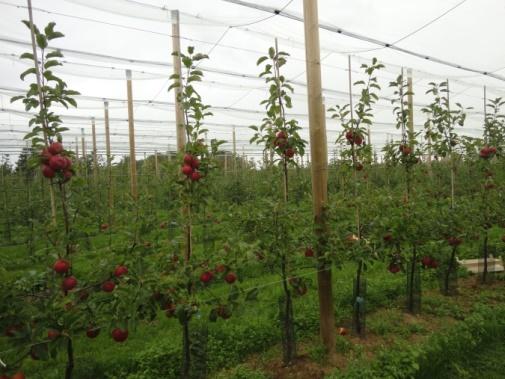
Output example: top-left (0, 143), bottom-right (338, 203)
top-left (20, 52), bottom-right (34, 60)
top-left (36, 34), bottom-right (48, 49)
top-left (21, 20), bottom-right (40, 34)
top-left (46, 50), bottom-right (63, 59)
top-left (20, 67), bottom-right (37, 80)
top-left (10, 95), bottom-right (24, 103)
top-left (168, 83), bottom-right (180, 92)
top-left (44, 22), bottom-right (64, 40)
top-left (257, 56), bottom-right (268, 66)
top-left (44, 60), bottom-right (61, 69)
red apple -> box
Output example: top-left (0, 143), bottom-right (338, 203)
top-left (388, 263), bottom-right (401, 274)
top-left (224, 272), bottom-right (237, 284)
top-left (190, 171), bottom-right (202, 181)
top-left (111, 328), bottom-right (128, 343)
top-left (42, 165), bottom-right (55, 178)
top-left (183, 153), bottom-right (193, 165)
top-left (181, 164), bottom-right (193, 176)
top-left (284, 148), bottom-right (295, 158)
top-left (47, 329), bottom-right (60, 341)
top-left (200, 271), bottom-right (213, 284)
top-left (276, 131), bottom-right (287, 139)
top-left (100, 223), bottom-right (109, 231)
top-left (11, 373), bottom-right (25, 379)
top-left (48, 155), bottom-right (67, 170)
top-left (447, 236), bottom-right (462, 247)
top-left (383, 233), bottom-right (393, 243)
top-left (304, 247), bottom-right (314, 257)
top-left (114, 265), bottom-right (128, 278)
top-left (399, 145), bottom-right (412, 155)
top-left (101, 281), bottom-right (116, 293)
top-left (217, 305), bottom-right (231, 319)
top-left (421, 256), bottom-right (432, 268)
top-left (53, 259), bottom-right (70, 274)
top-left (191, 158), bottom-right (200, 169)
top-left (86, 327), bottom-right (100, 339)
top-left (480, 146), bottom-right (492, 158)
top-left (62, 276), bottom-right (77, 291)
top-left (215, 264), bottom-right (226, 273)
top-left (48, 142), bottom-right (63, 155)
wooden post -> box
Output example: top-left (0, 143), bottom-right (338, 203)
top-left (26, 0), bottom-right (57, 226)
top-left (224, 152), bottom-right (228, 174)
top-left (232, 127), bottom-right (237, 173)
top-left (126, 69), bottom-right (138, 200)
top-left (172, 10), bottom-right (191, 266)
top-left (483, 86), bottom-right (488, 143)
top-left (91, 117), bottom-right (99, 183)
top-left (104, 100), bottom-right (113, 212)
top-left (302, 0), bottom-right (335, 356)
top-left (81, 128), bottom-right (87, 178)
top-left (171, 10), bottom-right (186, 151)
top-left (75, 136), bottom-right (79, 163)
top-left (154, 150), bottom-right (160, 178)
top-left (407, 69), bottom-right (415, 147)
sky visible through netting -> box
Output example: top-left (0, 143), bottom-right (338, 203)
top-left (1, 0), bottom-right (504, 164)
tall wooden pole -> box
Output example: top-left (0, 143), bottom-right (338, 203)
top-left (104, 100), bottom-right (113, 213)
top-left (172, 10), bottom-right (191, 266)
top-left (91, 117), bottom-right (99, 183)
top-left (407, 69), bottom-right (415, 147)
top-left (126, 69), bottom-right (138, 200)
top-left (232, 127), bottom-right (237, 173)
top-left (75, 136), bottom-right (79, 164)
top-left (483, 86), bottom-right (488, 143)
top-left (172, 10), bottom-right (186, 151)
top-left (26, 0), bottom-right (57, 226)
top-left (81, 128), bottom-right (87, 178)
top-left (302, 0), bottom-right (335, 356)
top-left (154, 150), bottom-right (160, 178)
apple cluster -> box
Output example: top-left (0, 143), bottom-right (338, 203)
top-left (273, 130), bottom-right (296, 159)
top-left (40, 142), bottom-right (73, 182)
top-left (480, 145), bottom-right (497, 159)
top-left (180, 153), bottom-right (202, 181)
top-left (52, 259), bottom-right (130, 342)
top-left (345, 130), bottom-right (364, 146)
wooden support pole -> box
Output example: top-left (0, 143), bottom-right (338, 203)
top-left (104, 100), bottom-right (113, 212)
top-left (26, 0), bottom-right (57, 226)
top-left (407, 69), bottom-right (415, 147)
top-left (154, 150), bottom-right (160, 178)
top-left (171, 10), bottom-right (186, 151)
top-left (81, 128), bottom-right (87, 178)
top-left (232, 127), bottom-right (237, 173)
top-left (75, 136), bottom-right (79, 163)
top-left (302, 0), bottom-right (335, 357)
top-left (224, 153), bottom-right (228, 174)
top-left (91, 117), bottom-right (98, 183)
top-left (126, 69), bottom-right (138, 200)
top-left (483, 86), bottom-right (488, 143)
top-left (81, 128), bottom-right (86, 159)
